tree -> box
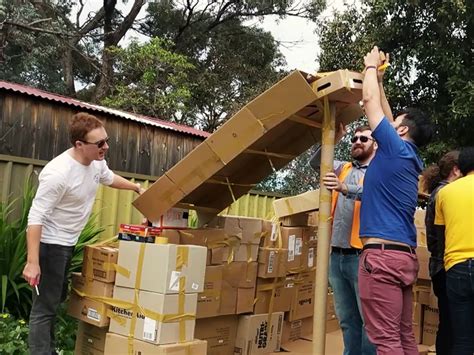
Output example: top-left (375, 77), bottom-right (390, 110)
top-left (316, 0), bottom-right (473, 162)
top-left (101, 37), bottom-right (195, 123)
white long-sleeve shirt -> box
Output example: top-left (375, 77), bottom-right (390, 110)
top-left (28, 149), bottom-right (114, 246)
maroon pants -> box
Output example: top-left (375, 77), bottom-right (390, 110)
top-left (358, 248), bottom-right (419, 355)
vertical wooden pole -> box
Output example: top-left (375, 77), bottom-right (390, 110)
top-left (312, 96), bottom-right (336, 354)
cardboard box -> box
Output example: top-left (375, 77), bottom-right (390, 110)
top-left (307, 212), bottom-right (319, 226)
top-left (74, 321), bottom-right (108, 355)
top-left (68, 273), bottom-right (113, 327)
top-left (115, 241), bottom-right (207, 294)
top-left (414, 209), bottom-right (426, 229)
top-left (104, 333), bottom-right (207, 354)
top-left (273, 190), bottom-right (320, 218)
top-left (413, 302), bottom-right (423, 344)
top-left (281, 227), bottom-right (304, 272)
top-left (287, 271), bottom-right (316, 321)
top-left (178, 228), bottom-right (226, 265)
top-left (234, 312), bottom-right (284, 354)
top-left (281, 319), bottom-right (303, 344)
top-left (197, 265), bottom-right (223, 319)
top-left (208, 216), bottom-right (264, 244)
top-left (68, 292), bottom-right (110, 328)
top-left (416, 245), bottom-right (430, 280)
top-left (152, 207), bottom-right (189, 228)
top-left (417, 227), bottom-right (427, 247)
top-left (109, 286), bottom-right (198, 344)
top-left (219, 262), bottom-right (258, 315)
top-left (195, 315), bottom-right (239, 355)
top-left (222, 242), bottom-right (259, 263)
top-left (279, 212), bottom-right (309, 227)
top-left (258, 248), bottom-right (288, 278)
top-left (254, 277), bottom-right (296, 314)
top-left (82, 245), bottom-right (118, 283)
top-left (422, 305), bottom-right (439, 346)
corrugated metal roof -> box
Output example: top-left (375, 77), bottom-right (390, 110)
top-left (0, 80), bottom-right (210, 139)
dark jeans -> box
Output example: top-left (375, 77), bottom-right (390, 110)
top-left (446, 259), bottom-right (474, 355)
top-left (431, 269), bottom-right (453, 355)
top-left (28, 242), bottom-right (74, 355)
top-left (329, 252), bottom-right (376, 355)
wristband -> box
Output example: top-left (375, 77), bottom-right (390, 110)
top-left (365, 66), bottom-right (377, 70)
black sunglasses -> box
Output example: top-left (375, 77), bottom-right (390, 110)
top-left (79, 137), bottom-right (109, 148)
top-left (351, 135), bottom-right (373, 143)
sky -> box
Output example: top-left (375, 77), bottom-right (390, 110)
top-left (75, 0), bottom-right (351, 74)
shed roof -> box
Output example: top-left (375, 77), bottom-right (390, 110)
top-left (0, 80), bottom-right (209, 139)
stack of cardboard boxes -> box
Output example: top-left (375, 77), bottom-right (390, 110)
top-left (69, 215), bottom-right (208, 354)
top-left (413, 209), bottom-right (439, 348)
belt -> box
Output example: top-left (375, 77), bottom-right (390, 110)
top-left (363, 243), bottom-right (416, 254)
top-left (331, 246), bottom-right (361, 255)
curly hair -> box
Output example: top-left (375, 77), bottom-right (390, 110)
top-left (422, 150), bottom-right (459, 193)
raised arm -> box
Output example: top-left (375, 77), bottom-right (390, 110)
top-left (378, 52), bottom-right (394, 122)
top-left (363, 46), bottom-right (385, 131)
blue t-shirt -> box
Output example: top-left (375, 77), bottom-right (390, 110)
top-left (360, 118), bottom-right (423, 246)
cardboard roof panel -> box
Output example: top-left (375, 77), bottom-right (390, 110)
top-left (133, 70), bottom-right (364, 221)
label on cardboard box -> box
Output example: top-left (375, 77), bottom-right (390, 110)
top-left (288, 235), bottom-right (296, 261)
top-left (143, 317), bottom-right (157, 342)
top-left (267, 251), bottom-right (275, 274)
top-left (270, 223), bottom-right (278, 241)
top-left (169, 271), bottom-right (181, 291)
top-left (295, 237), bottom-right (302, 256)
top-left (308, 248), bottom-right (314, 268)
top-left (87, 308), bottom-right (101, 322)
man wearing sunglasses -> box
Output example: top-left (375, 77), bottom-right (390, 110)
top-left (358, 47), bottom-right (434, 355)
top-left (309, 123), bottom-right (377, 355)
top-left (23, 112), bottom-right (145, 355)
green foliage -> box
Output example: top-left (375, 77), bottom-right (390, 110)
top-left (0, 313), bottom-right (28, 354)
top-left (101, 37), bottom-right (195, 123)
top-left (317, 0), bottom-right (473, 162)
top-left (0, 177), bottom-right (104, 319)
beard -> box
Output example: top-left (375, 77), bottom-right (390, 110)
top-left (351, 144), bottom-right (374, 161)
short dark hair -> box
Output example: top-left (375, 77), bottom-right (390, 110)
top-left (398, 107), bottom-right (434, 148)
top-left (355, 125), bottom-right (371, 134)
top-left (458, 147), bottom-right (474, 176)
top-left (69, 112), bottom-right (104, 146)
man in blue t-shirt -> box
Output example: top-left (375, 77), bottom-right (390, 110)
top-left (358, 46), bottom-right (434, 355)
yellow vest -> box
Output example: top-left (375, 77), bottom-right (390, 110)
top-left (330, 162), bottom-right (364, 249)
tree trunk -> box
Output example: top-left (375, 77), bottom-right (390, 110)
top-left (62, 46), bottom-right (76, 96)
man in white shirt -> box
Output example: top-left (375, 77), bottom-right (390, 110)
top-left (23, 112), bottom-right (144, 354)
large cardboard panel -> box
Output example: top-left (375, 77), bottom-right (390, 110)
top-left (104, 333), bottom-right (207, 354)
top-left (133, 70), bottom-right (363, 221)
top-left (115, 241), bottom-right (207, 294)
top-left (234, 312), bottom-right (284, 354)
top-left (195, 315), bottom-right (239, 355)
top-left (133, 174), bottom-right (186, 223)
top-left (108, 287), bottom-right (197, 345)
top-left (166, 142), bottom-right (225, 194)
top-left (273, 190), bottom-right (320, 218)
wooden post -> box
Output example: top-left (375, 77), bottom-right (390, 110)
top-left (312, 96), bottom-right (336, 354)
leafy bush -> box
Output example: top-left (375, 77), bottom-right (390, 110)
top-left (0, 313), bottom-right (28, 354)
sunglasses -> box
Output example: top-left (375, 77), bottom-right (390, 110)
top-left (351, 135), bottom-right (373, 143)
top-left (79, 137), bottom-right (109, 148)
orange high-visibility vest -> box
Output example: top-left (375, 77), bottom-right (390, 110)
top-left (330, 162), bottom-right (364, 249)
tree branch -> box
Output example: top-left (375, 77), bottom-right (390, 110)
top-left (110, 0), bottom-right (145, 45)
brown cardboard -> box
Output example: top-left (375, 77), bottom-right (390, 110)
top-left (159, 229), bottom-right (181, 244)
top-left (195, 315), bottom-right (239, 355)
top-left (133, 70), bottom-right (363, 219)
top-left (223, 262), bottom-right (258, 289)
top-left (281, 227), bottom-right (304, 272)
top-left (109, 286), bottom-right (197, 344)
top-left (273, 190), bottom-right (320, 218)
top-left (254, 277), bottom-right (297, 314)
top-left (416, 245), bottom-right (430, 280)
top-left (178, 228), bottom-right (227, 265)
top-left (417, 227), bottom-right (427, 247)
top-left (281, 319), bottom-right (303, 344)
top-left (67, 292), bottom-right (109, 328)
top-left (221, 242), bottom-right (259, 263)
top-left (279, 212), bottom-right (309, 227)
top-left (74, 321), bottom-right (108, 355)
top-left (307, 211), bottom-right (319, 226)
top-left (208, 216), bottom-right (264, 244)
top-left (236, 287), bottom-right (256, 314)
top-left (219, 281), bottom-right (237, 315)
top-left (115, 241), bottom-right (207, 294)
top-left (68, 273), bottom-right (113, 327)
top-left (197, 265), bottom-right (223, 319)
top-left (152, 207), bottom-right (189, 228)
top-left (82, 245), bottom-right (118, 283)
top-left (234, 312), bottom-right (284, 354)
top-left (219, 262), bottom-right (258, 315)
top-left (414, 209), bottom-right (426, 229)
top-left (258, 248), bottom-right (288, 278)
top-left (286, 271), bottom-right (316, 321)
top-left (413, 302), bottom-right (423, 344)
top-left (104, 333), bottom-right (208, 354)
top-left (422, 305), bottom-right (439, 346)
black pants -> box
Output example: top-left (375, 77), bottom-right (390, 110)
top-left (432, 269), bottom-right (453, 355)
top-left (28, 242), bottom-right (74, 355)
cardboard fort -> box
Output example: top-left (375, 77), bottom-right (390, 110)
top-left (133, 70), bottom-right (364, 221)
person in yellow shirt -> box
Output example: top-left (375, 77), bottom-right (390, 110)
top-left (434, 146), bottom-right (474, 355)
